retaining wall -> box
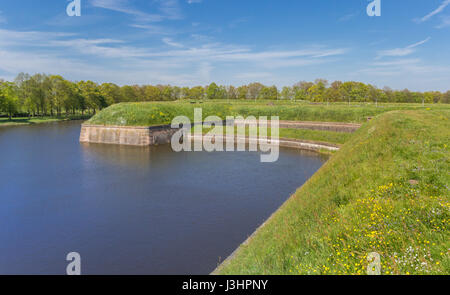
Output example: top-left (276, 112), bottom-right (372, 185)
top-left (80, 120), bottom-right (360, 146)
top-left (79, 124), bottom-right (179, 146)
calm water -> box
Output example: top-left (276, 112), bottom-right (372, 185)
top-left (0, 121), bottom-right (326, 274)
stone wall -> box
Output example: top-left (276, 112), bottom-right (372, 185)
top-left (187, 134), bottom-right (340, 152)
top-left (80, 120), bottom-right (361, 147)
top-left (80, 124), bottom-right (179, 146)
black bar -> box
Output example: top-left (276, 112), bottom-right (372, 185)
top-left (0, 275), bottom-right (446, 293)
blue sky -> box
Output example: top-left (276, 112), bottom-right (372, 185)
top-left (0, 0), bottom-right (449, 91)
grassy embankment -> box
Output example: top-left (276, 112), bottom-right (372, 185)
top-left (193, 126), bottom-right (351, 146)
top-left (216, 109), bottom-right (449, 275)
top-left (279, 129), bottom-right (352, 145)
top-left (87, 102), bottom-right (448, 146)
top-left (87, 101), bottom-right (449, 126)
top-left (0, 115), bottom-right (91, 127)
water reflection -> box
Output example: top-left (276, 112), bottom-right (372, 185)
top-left (0, 121), bottom-right (327, 274)
top-left (81, 143), bottom-right (153, 169)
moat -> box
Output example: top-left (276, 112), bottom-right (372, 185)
top-left (0, 121), bottom-right (326, 274)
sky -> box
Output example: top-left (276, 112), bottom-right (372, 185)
top-left (0, 0), bottom-right (449, 91)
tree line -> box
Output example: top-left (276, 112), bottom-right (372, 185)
top-left (1, 73), bottom-right (449, 119)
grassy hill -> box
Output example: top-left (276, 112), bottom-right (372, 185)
top-left (216, 109), bottom-right (449, 275)
top-left (86, 101), bottom-right (448, 126)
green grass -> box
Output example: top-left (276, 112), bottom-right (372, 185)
top-left (87, 101), bottom-right (450, 126)
top-left (88, 102), bottom-right (233, 126)
top-left (194, 126), bottom-right (351, 146)
top-left (0, 115), bottom-right (91, 127)
top-left (279, 129), bottom-right (352, 145)
top-left (217, 109), bottom-right (450, 275)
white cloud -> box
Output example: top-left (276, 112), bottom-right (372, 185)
top-left (360, 58), bottom-right (449, 77)
top-left (338, 12), bottom-right (358, 22)
top-left (162, 37), bottom-right (184, 48)
top-left (90, 0), bottom-right (182, 22)
top-left (377, 37), bottom-right (430, 58)
top-left (417, 0), bottom-right (450, 22)
top-left (0, 27), bottom-right (348, 86)
top-left (0, 29), bottom-right (75, 46)
top-left (187, 0), bottom-right (203, 4)
top-left (129, 24), bottom-right (174, 35)
top-left (436, 15), bottom-right (450, 28)
top-left (1, 26), bottom-right (446, 91)
top-left (371, 59), bottom-right (422, 67)
top-left (157, 0), bottom-right (182, 20)
top-left (213, 48), bottom-right (348, 61)
top-left (355, 58), bottom-right (450, 91)
top-left (91, 0), bottom-right (160, 22)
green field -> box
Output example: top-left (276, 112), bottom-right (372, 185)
top-left (87, 101), bottom-right (450, 126)
top-left (216, 109), bottom-right (449, 275)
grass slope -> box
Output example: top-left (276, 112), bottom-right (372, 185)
top-left (195, 126), bottom-right (351, 146)
top-left (87, 102), bottom-right (450, 126)
top-left (279, 129), bottom-right (352, 145)
top-left (218, 110), bottom-right (449, 275)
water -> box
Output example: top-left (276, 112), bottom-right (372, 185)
top-left (0, 121), bottom-right (326, 274)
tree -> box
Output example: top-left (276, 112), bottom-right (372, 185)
top-left (309, 80), bottom-right (327, 102)
top-left (49, 75), bottom-right (73, 116)
top-left (14, 72), bottom-right (31, 111)
top-left (172, 86), bottom-right (182, 100)
top-left (431, 91), bottom-right (442, 104)
top-left (160, 86), bottom-right (174, 101)
top-left (237, 85), bottom-right (248, 99)
top-left (382, 87), bottom-right (393, 103)
top-left (226, 86), bottom-right (238, 100)
top-left (62, 80), bottom-right (80, 115)
top-left (180, 87), bottom-right (190, 100)
top-left (217, 85), bottom-right (227, 99)
top-left (401, 89), bottom-right (412, 103)
top-left (314, 78), bottom-right (329, 88)
top-left (423, 92), bottom-right (435, 106)
top-left (206, 82), bottom-right (220, 100)
top-left (293, 81), bottom-right (314, 101)
top-left (442, 91), bottom-right (450, 104)
top-left (78, 81), bottom-right (106, 113)
top-left (143, 85), bottom-right (162, 101)
top-left (280, 86), bottom-right (293, 100)
top-left (260, 86), bottom-right (278, 100)
top-left (366, 84), bottom-right (379, 107)
top-left (339, 82), bottom-right (353, 105)
top-left (0, 82), bottom-right (20, 120)
top-left (120, 85), bottom-right (139, 102)
top-left (339, 81), bottom-right (367, 105)
top-left (188, 86), bottom-right (205, 100)
top-left (247, 82), bottom-right (264, 101)
top-left (101, 83), bottom-right (122, 105)
top-left (325, 81), bottom-right (342, 103)
top-left (26, 74), bottom-right (51, 115)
